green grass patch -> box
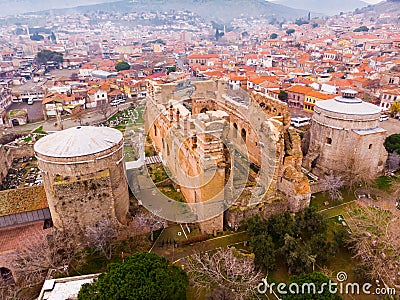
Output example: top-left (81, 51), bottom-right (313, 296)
top-left (310, 188), bottom-right (355, 211)
top-left (157, 225), bottom-right (192, 244)
top-left (70, 237), bottom-right (151, 276)
top-left (154, 231), bottom-right (248, 263)
top-left (319, 202), bottom-right (359, 219)
top-left (373, 175), bottom-right (400, 191)
top-left (147, 163), bottom-right (169, 183)
top-left (32, 125), bottom-right (47, 134)
top-left (134, 106), bottom-right (145, 125)
top-left (113, 125), bottom-right (126, 132)
top-left (108, 111), bottom-right (123, 121)
top-left (158, 185), bottom-right (185, 202)
top-left (124, 145), bottom-right (138, 161)
top-left (332, 214), bottom-right (346, 225)
top-left (23, 136), bottom-right (32, 143)
top-left (70, 253), bottom-right (109, 275)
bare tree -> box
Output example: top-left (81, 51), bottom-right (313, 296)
top-left (206, 286), bottom-right (236, 300)
top-left (386, 152), bottom-right (400, 172)
top-left (321, 173), bottom-right (344, 201)
top-left (97, 103), bottom-right (112, 121)
top-left (11, 229), bottom-right (83, 285)
top-left (343, 158), bottom-right (375, 189)
top-left (71, 106), bottom-right (86, 126)
top-left (186, 247), bottom-right (263, 300)
top-left (346, 207), bottom-right (400, 290)
top-left (135, 208), bottom-right (167, 241)
top-left (84, 218), bottom-right (118, 260)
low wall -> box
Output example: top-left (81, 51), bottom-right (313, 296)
top-left (225, 199), bottom-right (290, 229)
top-left (0, 144), bottom-right (34, 183)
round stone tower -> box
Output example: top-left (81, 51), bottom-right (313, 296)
top-left (34, 126), bottom-right (129, 230)
top-left (304, 89), bottom-right (387, 178)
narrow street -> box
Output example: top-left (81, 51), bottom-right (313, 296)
top-left (3, 103), bottom-right (132, 134)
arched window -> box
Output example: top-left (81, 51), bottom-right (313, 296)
top-left (233, 123), bottom-right (238, 138)
top-left (200, 107), bottom-right (208, 114)
top-left (154, 124), bottom-right (157, 136)
top-left (241, 128), bottom-right (247, 143)
top-left (0, 267), bottom-right (14, 285)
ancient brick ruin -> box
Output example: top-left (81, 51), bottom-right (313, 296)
top-left (145, 78), bottom-right (311, 233)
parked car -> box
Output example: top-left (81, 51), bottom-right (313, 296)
top-left (110, 100), bottom-right (120, 106)
top-left (27, 98), bottom-right (34, 105)
top-left (380, 114), bottom-right (389, 121)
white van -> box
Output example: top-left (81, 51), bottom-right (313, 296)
top-left (379, 114), bottom-right (389, 121)
top-left (27, 97), bottom-right (34, 105)
top-left (110, 99), bottom-right (120, 106)
top-left (291, 117), bottom-right (311, 127)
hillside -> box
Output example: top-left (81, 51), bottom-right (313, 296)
top-left (354, 0), bottom-right (400, 21)
top-left (48, 0), bottom-right (311, 23)
top-left (0, 0), bottom-right (117, 16)
top-left (274, 0), bottom-right (368, 15)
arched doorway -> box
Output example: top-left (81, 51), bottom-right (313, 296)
top-left (241, 128), bottom-right (247, 143)
top-left (0, 267), bottom-right (14, 285)
top-left (200, 107), bottom-right (208, 114)
top-left (11, 119), bottom-right (19, 126)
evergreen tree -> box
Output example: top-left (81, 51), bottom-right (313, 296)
top-left (78, 252), bottom-right (188, 300)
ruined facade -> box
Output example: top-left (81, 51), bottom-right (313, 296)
top-left (145, 78), bottom-right (311, 233)
top-left (34, 126), bottom-right (130, 230)
top-left (304, 90), bottom-right (388, 179)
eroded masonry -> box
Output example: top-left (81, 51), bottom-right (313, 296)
top-left (145, 78), bottom-right (310, 233)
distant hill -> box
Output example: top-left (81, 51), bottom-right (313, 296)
top-left (274, 0), bottom-right (368, 15)
top-left (43, 0), bottom-right (311, 23)
top-left (0, 0), bottom-right (118, 16)
top-left (353, 0), bottom-right (400, 20)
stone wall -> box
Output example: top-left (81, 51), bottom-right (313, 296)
top-left (52, 170), bottom-right (116, 230)
top-left (0, 145), bottom-right (34, 183)
top-left (0, 145), bottom-right (10, 182)
top-left (190, 82), bottom-right (310, 211)
top-left (304, 106), bottom-right (387, 179)
top-left (225, 198), bottom-right (291, 229)
top-left (146, 100), bottom-right (227, 234)
top-left (35, 139), bottom-right (129, 229)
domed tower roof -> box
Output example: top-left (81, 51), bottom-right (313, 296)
top-left (34, 126), bottom-right (123, 158)
top-left (315, 89), bottom-right (380, 115)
